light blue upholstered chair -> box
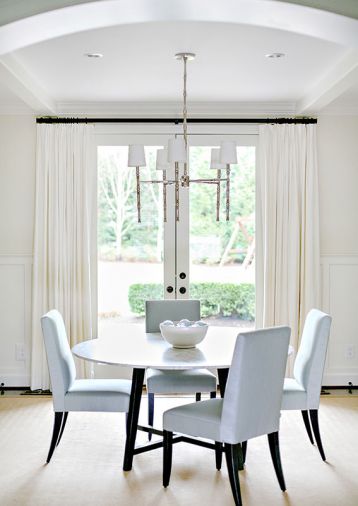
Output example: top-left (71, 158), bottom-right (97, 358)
top-left (41, 309), bottom-right (132, 463)
top-left (162, 326), bottom-right (291, 505)
top-left (145, 300), bottom-right (217, 440)
top-left (281, 309), bottom-right (332, 460)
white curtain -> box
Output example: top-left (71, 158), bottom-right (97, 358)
top-left (256, 124), bottom-right (320, 374)
top-left (31, 124), bottom-right (97, 390)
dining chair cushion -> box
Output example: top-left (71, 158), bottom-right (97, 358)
top-left (164, 398), bottom-right (223, 441)
top-left (281, 378), bottom-right (307, 410)
top-left (146, 368), bottom-right (216, 394)
top-left (64, 379), bottom-right (132, 412)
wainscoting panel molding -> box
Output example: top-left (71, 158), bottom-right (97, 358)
top-left (321, 255), bottom-right (358, 386)
top-left (0, 255), bottom-right (32, 386)
top-left (0, 254), bottom-right (357, 387)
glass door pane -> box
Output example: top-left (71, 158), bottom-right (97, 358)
top-left (189, 145), bottom-right (256, 328)
top-left (97, 145), bottom-right (164, 327)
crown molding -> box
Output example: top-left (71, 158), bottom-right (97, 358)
top-left (56, 101), bottom-right (297, 118)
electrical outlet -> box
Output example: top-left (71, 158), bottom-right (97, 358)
top-left (345, 345), bottom-right (356, 360)
top-left (15, 343), bottom-right (25, 361)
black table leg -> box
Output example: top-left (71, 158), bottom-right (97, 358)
top-left (217, 368), bottom-right (229, 398)
top-left (123, 367), bottom-right (145, 471)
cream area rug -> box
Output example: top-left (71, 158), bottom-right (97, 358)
top-left (0, 395), bottom-right (357, 506)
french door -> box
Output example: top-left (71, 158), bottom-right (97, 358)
top-left (95, 124), bottom-right (257, 326)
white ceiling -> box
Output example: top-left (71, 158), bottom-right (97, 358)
top-left (0, 0), bottom-right (357, 117)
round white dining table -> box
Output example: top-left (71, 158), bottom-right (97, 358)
top-left (72, 323), bottom-right (240, 370)
top-left (72, 323), bottom-right (293, 471)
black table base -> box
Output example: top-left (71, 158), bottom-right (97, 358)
top-left (122, 367), bottom-right (240, 471)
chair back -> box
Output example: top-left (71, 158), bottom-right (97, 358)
top-left (293, 309), bottom-right (332, 408)
top-left (41, 310), bottom-right (76, 406)
top-left (145, 299), bottom-right (200, 332)
top-left (220, 326), bottom-right (290, 444)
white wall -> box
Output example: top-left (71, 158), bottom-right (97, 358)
top-left (0, 114), bottom-right (357, 386)
top-left (0, 115), bottom-right (36, 386)
top-left (317, 115), bottom-right (358, 385)
top-left (318, 116), bottom-right (358, 255)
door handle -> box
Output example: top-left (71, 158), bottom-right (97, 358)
top-left (166, 286), bottom-right (174, 293)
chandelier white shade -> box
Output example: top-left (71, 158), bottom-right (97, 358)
top-left (220, 141), bottom-right (238, 164)
top-left (168, 137), bottom-right (187, 163)
top-left (128, 144), bottom-right (146, 167)
top-left (156, 148), bottom-right (169, 170)
top-left (210, 148), bottom-right (226, 170)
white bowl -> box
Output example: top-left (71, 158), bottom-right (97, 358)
top-left (159, 320), bottom-right (208, 348)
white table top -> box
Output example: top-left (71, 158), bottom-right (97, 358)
top-left (72, 323), bottom-right (241, 370)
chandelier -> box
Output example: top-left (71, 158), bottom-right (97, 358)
top-left (127, 53), bottom-right (237, 222)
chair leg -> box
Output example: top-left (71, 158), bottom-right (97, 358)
top-left (195, 392), bottom-right (201, 402)
top-left (210, 390), bottom-right (217, 399)
top-left (309, 409), bottom-right (326, 461)
top-left (267, 432), bottom-right (286, 491)
top-left (225, 443), bottom-right (243, 506)
top-left (301, 410), bottom-right (314, 445)
top-left (163, 430), bottom-right (173, 488)
top-left (241, 441), bottom-right (247, 464)
top-left (215, 442), bottom-right (223, 470)
top-left (46, 412), bottom-right (63, 463)
top-left (56, 412), bottom-right (68, 447)
top-left (148, 393), bottom-right (154, 441)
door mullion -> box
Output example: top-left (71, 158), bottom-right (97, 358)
top-left (164, 179), bottom-right (176, 299)
top-left (176, 174), bottom-right (189, 299)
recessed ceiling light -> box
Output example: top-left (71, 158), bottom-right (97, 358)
top-left (265, 52), bottom-right (285, 59)
top-left (84, 53), bottom-right (103, 58)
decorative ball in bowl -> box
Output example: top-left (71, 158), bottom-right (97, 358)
top-left (159, 319), bottom-right (208, 348)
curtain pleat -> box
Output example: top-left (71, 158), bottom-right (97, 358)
top-left (31, 124), bottom-right (96, 390)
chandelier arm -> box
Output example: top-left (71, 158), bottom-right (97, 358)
top-left (187, 179), bottom-right (224, 184)
top-left (140, 179), bottom-right (170, 183)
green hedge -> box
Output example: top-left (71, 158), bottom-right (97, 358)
top-left (128, 282), bottom-right (255, 320)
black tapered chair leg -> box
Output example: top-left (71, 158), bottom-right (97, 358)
top-left (301, 410), bottom-right (314, 444)
top-left (46, 412), bottom-right (63, 463)
top-left (56, 411), bottom-right (68, 447)
top-left (267, 432), bottom-right (286, 491)
top-left (309, 409), bottom-right (326, 461)
top-left (163, 430), bottom-right (173, 488)
top-left (148, 392), bottom-right (154, 441)
top-left (225, 443), bottom-right (243, 506)
top-left (241, 441), bottom-right (247, 464)
top-left (195, 392), bottom-right (201, 402)
top-left (215, 442), bottom-right (223, 470)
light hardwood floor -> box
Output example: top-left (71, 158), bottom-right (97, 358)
top-left (0, 394), bottom-right (357, 506)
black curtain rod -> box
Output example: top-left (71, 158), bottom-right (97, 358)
top-left (36, 117), bottom-right (317, 125)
